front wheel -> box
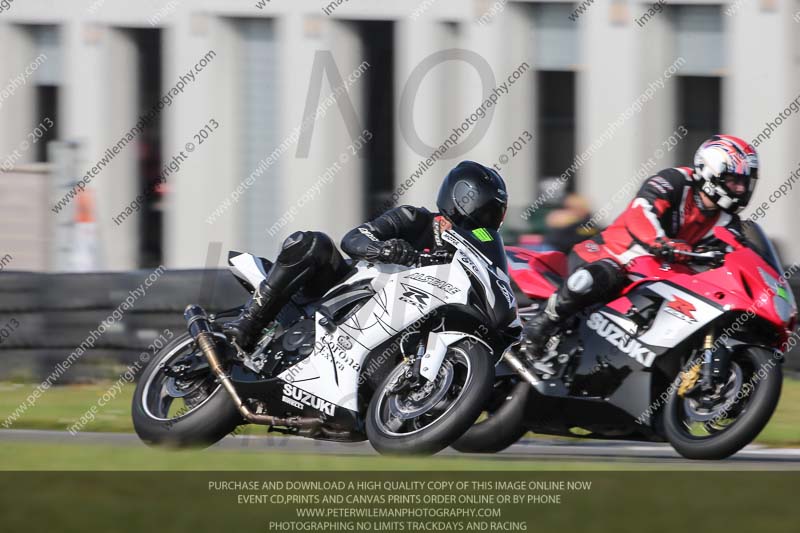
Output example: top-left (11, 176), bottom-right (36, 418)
top-left (366, 339), bottom-right (493, 455)
top-left (662, 346), bottom-right (781, 460)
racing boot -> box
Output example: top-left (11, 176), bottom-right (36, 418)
top-left (521, 293), bottom-right (563, 359)
top-left (223, 280), bottom-right (281, 352)
top-left (522, 269), bottom-right (591, 359)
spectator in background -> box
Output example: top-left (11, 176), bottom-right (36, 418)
top-left (542, 193), bottom-right (598, 253)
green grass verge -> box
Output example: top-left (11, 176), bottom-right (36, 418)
top-left (0, 440), bottom-right (663, 471)
top-left (756, 376), bottom-right (800, 445)
top-left (0, 381), bottom-right (274, 437)
top-left (0, 382), bottom-right (136, 433)
top-left (1, 377), bottom-right (799, 445)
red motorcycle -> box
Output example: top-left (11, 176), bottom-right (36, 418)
top-left (454, 222), bottom-right (796, 459)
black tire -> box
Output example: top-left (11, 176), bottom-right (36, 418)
top-left (132, 332), bottom-right (242, 448)
top-left (663, 346), bottom-right (781, 460)
top-left (366, 339), bottom-right (494, 455)
top-left (451, 379), bottom-right (530, 453)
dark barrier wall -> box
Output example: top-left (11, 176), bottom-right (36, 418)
top-left (0, 269), bottom-right (249, 382)
top-left (1, 268), bottom-right (799, 382)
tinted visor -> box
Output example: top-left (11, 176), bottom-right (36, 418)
top-left (451, 180), bottom-right (507, 230)
top-left (721, 170), bottom-right (757, 207)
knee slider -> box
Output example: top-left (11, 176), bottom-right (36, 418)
top-left (566, 269), bottom-right (594, 295)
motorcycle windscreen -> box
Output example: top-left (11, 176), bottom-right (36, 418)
top-left (741, 220), bottom-right (785, 275)
top-left (446, 225), bottom-right (509, 274)
top-left (442, 226), bottom-right (518, 331)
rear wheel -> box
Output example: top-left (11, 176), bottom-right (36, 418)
top-left (132, 332), bottom-right (242, 447)
top-left (451, 377), bottom-right (529, 453)
top-left (663, 346), bottom-right (781, 460)
top-left (366, 339), bottom-right (493, 455)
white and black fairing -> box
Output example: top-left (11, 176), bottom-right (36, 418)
top-left (221, 229), bottom-right (520, 440)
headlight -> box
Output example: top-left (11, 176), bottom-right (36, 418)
top-left (758, 267), bottom-right (796, 324)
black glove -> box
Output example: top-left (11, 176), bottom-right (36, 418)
top-left (367, 239), bottom-right (419, 266)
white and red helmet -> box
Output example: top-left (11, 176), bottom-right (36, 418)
top-left (693, 134), bottom-right (759, 214)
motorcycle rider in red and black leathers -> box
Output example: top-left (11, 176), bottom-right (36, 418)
top-left (224, 161), bottom-right (508, 351)
top-left (522, 134), bottom-right (760, 357)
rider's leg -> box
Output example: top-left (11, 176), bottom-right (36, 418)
top-left (224, 231), bottom-right (348, 350)
top-left (523, 257), bottom-right (626, 356)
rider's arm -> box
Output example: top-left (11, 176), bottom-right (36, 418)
top-left (341, 205), bottom-right (432, 262)
top-left (617, 173), bottom-right (691, 254)
top-left (696, 213), bottom-right (744, 251)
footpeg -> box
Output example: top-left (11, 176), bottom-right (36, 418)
top-left (318, 312), bottom-right (336, 333)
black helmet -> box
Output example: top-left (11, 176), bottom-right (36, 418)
top-left (436, 161), bottom-right (508, 231)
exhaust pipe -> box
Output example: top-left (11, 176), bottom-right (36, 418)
top-left (502, 343), bottom-right (541, 388)
top-left (184, 305), bottom-right (319, 429)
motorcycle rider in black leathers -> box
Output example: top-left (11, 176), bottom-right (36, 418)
top-left (224, 161), bottom-right (508, 350)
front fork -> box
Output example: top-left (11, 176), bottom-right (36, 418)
top-left (390, 331), bottom-right (490, 393)
top-left (391, 342), bottom-right (428, 393)
top-left (703, 331), bottom-right (732, 386)
top-left (679, 331), bottom-right (731, 397)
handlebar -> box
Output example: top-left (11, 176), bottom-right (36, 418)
top-left (673, 248), bottom-right (726, 265)
top-left (417, 250), bottom-right (454, 266)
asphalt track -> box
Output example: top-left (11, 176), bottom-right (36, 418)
top-left (2, 429), bottom-right (800, 469)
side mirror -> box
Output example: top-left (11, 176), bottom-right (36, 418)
top-left (713, 226), bottom-right (744, 250)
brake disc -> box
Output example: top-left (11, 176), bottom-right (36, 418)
top-left (682, 364), bottom-right (744, 422)
top-left (165, 375), bottom-right (208, 399)
top-left (388, 360), bottom-right (455, 420)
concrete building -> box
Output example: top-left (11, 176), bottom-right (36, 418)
top-left (0, 0), bottom-right (798, 271)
